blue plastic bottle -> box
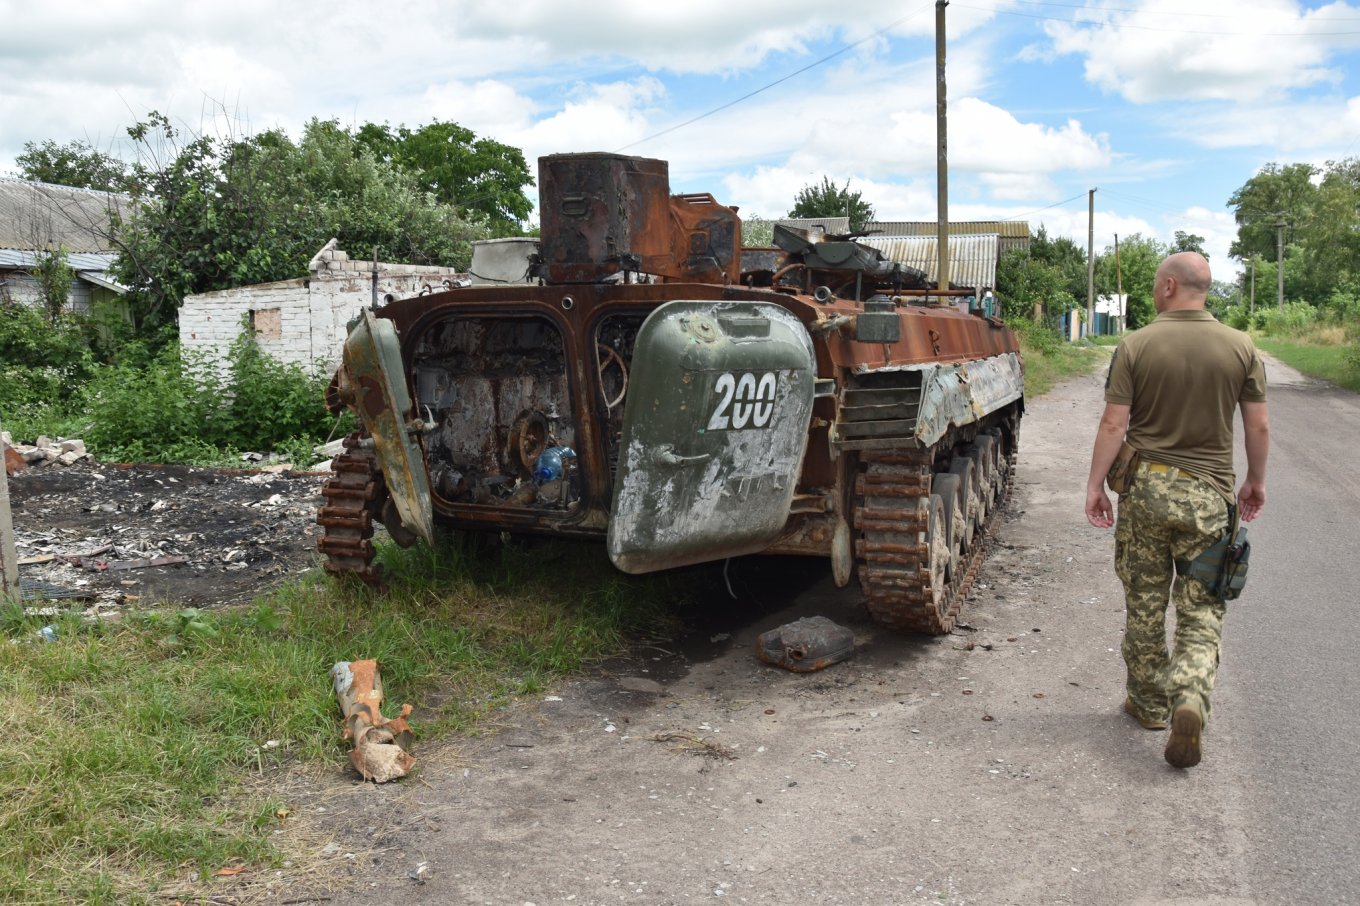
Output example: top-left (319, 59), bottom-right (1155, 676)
top-left (534, 446), bottom-right (575, 483)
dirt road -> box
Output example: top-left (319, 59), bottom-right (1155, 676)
top-left (266, 358), bottom-right (1329, 906)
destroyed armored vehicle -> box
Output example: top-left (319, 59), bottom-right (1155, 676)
top-left (318, 152), bottom-right (1023, 633)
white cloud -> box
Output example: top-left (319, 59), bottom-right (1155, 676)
top-left (1038, 0), bottom-right (1360, 104)
top-left (414, 81), bottom-right (541, 139)
top-left (509, 78), bottom-right (667, 166)
top-left (981, 172), bottom-right (1061, 202)
top-left (1180, 94), bottom-right (1360, 153)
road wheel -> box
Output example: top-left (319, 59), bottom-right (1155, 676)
top-left (932, 472), bottom-right (963, 580)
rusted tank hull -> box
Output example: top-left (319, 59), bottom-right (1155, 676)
top-left (318, 151), bottom-right (1025, 634)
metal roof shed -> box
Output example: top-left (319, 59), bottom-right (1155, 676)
top-left (857, 233), bottom-right (1001, 291)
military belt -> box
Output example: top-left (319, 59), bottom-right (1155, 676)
top-left (1140, 461), bottom-right (1186, 478)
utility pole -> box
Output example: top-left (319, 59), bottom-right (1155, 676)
top-left (1114, 233), bottom-right (1123, 331)
top-left (1086, 188), bottom-right (1096, 337)
top-left (0, 420), bottom-right (18, 603)
top-left (1275, 217), bottom-right (1286, 311)
top-left (934, 0), bottom-right (950, 304)
top-left (1249, 256), bottom-right (1256, 313)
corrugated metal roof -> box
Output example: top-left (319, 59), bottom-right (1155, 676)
top-left (78, 271), bottom-right (127, 293)
top-left (775, 216), bottom-right (851, 235)
top-left (0, 178), bottom-right (131, 252)
top-left (0, 248), bottom-right (124, 293)
top-left (865, 220), bottom-right (1030, 238)
top-left (0, 248), bottom-right (118, 270)
top-left (865, 220), bottom-right (1030, 257)
top-left (858, 233), bottom-right (1000, 290)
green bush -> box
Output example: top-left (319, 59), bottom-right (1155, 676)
top-left (1258, 301), bottom-right (1318, 336)
top-left (1005, 316), bottom-right (1064, 356)
top-left (1218, 304), bottom-right (1253, 331)
top-left (224, 331), bottom-right (337, 450)
top-left (73, 334), bottom-right (347, 462)
top-left (0, 304), bottom-right (97, 434)
top-left (77, 343), bottom-right (224, 456)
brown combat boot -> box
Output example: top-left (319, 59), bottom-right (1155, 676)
top-left (1164, 702), bottom-right (1203, 768)
top-left (1123, 697), bottom-right (1168, 730)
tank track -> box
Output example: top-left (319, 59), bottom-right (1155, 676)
top-left (854, 437), bottom-right (1015, 634)
top-left (315, 433), bottom-right (386, 585)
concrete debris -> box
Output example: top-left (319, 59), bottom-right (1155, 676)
top-left (3, 435), bottom-right (93, 474)
top-left (330, 659), bottom-right (415, 783)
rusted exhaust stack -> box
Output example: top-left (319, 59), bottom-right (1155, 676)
top-left (330, 659), bottom-right (415, 782)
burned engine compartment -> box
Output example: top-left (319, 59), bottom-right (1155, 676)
top-left (412, 315), bottom-right (578, 510)
top-left (404, 305), bottom-right (651, 515)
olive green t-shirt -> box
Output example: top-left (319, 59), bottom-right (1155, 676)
top-left (1105, 309), bottom-right (1267, 498)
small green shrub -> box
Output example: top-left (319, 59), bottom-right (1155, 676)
top-left (1005, 316), bottom-right (1063, 355)
top-left (1258, 301), bottom-right (1318, 336)
top-left (1218, 304), bottom-right (1253, 331)
top-left (77, 343), bottom-right (223, 457)
top-left (0, 304), bottom-right (96, 432)
top-left (73, 334), bottom-right (347, 462)
top-left (224, 332), bottom-right (337, 451)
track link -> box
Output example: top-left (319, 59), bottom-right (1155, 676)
top-left (316, 433), bottom-right (386, 586)
top-left (854, 438), bottom-right (1015, 634)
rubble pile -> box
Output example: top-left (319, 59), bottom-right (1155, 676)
top-left (3, 432), bottom-right (93, 474)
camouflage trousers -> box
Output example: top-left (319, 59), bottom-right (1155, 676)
top-left (1115, 463), bottom-right (1229, 725)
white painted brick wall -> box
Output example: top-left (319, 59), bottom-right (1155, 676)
top-left (180, 246), bottom-right (470, 376)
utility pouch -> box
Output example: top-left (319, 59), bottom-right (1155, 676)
top-left (1175, 505), bottom-right (1250, 601)
top-left (1106, 441), bottom-right (1140, 495)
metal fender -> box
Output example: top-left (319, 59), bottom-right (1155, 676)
top-left (607, 301), bottom-right (817, 573)
top-left (342, 310), bottom-right (435, 544)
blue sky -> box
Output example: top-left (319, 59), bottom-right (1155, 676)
top-left (6, 0), bottom-right (1360, 279)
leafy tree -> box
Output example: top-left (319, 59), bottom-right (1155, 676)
top-left (1029, 227), bottom-right (1088, 300)
top-left (1172, 231), bottom-right (1208, 256)
top-left (107, 113), bottom-right (488, 337)
top-left (1227, 163), bottom-right (1317, 262)
top-left (355, 120), bottom-right (534, 235)
top-left (1208, 279), bottom-right (1238, 313)
top-left (788, 177), bottom-right (875, 231)
top-left (996, 247), bottom-right (1070, 322)
top-left (1296, 158), bottom-right (1360, 301)
top-left (741, 214), bottom-right (774, 247)
top-left (1096, 233), bottom-right (1165, 329)
top-left (995, 226), bottom-right (1089, 326)
top-left (14, 139), bottom-right (129, 191)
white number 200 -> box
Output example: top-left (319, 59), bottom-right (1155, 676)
top-left (706, 371), bottom-right (777, 430)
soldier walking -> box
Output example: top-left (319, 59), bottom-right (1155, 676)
top-left (1084, 251), bottom-right (1270, 769)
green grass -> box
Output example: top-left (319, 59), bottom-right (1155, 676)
top-left (0, 536), bottom-right (686, 904)
top-left (1009, 320), bottom-right (1107, 396)
top-left (1255, 336), bottom-right (1360, 393)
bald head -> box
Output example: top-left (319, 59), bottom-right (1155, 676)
top-left (1154, 251), bottom-right (1211, 311)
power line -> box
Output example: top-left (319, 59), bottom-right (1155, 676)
top-left (1099, 187), bottom-right (1185, 215)
top-left (614, 5), bottom-right (933, 153)
top-left (999, 191), bottom-right (1089, 222)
